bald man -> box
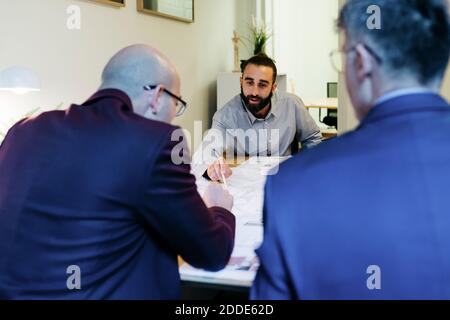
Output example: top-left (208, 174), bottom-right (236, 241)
top-left (0, 45), bottom-right (235, 300)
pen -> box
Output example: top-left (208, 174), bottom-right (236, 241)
top-left (212, 149), bottom-right (228, 189)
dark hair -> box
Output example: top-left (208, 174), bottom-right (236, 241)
top-left (241, 53), bottom-right (278, 84)
top-left (338, 0), bottom-right (450, 84)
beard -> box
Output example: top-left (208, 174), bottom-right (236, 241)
top-left (240, 88), bottom-right (273, 114)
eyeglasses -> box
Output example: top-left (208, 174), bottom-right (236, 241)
top-left (330, 44), bottom-right (383, 73)
top-left (143, 85), bottom-right (188, 117)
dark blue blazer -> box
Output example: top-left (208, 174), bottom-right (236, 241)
top-left (251, 93), bottom-right (450, 299)
top-left (0, 89), bottom-right (235, 299)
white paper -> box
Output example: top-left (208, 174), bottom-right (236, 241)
top-left (181, 157), bottom-right (290, 287)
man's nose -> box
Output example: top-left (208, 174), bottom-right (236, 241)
top-left (250, 85), bottom-right (259, 96)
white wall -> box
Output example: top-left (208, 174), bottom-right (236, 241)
top-left (272, 0), bottom-right (339, 100)
top-left (233, 0), bottom-right (277, 64)
top-left (234, 0), bottom-right (257, 60)
top-left (336, 0), bottom-right (358, 133)
top-left (0, 0), bottom-right (237, 147)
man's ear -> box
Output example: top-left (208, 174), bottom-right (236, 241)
top-left (148, 85), bottom-right (164, 115)
top-left (271, 82), bottom-right (277, 93)
top-left (355, 44), bottom-right (374, 81)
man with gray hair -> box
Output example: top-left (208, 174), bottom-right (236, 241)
top-left (251, 0), bottom-right (450, 299)
top-left (0, 44), bottom-right (235, 299)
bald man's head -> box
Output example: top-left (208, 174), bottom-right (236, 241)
top-left (99, 44), bottom-right (180, 120)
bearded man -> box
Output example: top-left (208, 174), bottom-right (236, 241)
top-left (192, 53), bottom-right (322, 180)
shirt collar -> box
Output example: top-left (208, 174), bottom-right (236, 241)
top-left (82, 88), bottom-right (134, 111)
top-left (360, 92), bottom-right (449, 127)
top-left (373, 87), bottom-right (436, 107)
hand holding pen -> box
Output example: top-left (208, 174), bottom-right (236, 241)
top-left (206, 149), bottom-right (232, 187)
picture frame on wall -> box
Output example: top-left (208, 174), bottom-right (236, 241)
top-left (137, 0), bottom-right (194, 23)
top-left (91, 0), bottom-right (126, 7)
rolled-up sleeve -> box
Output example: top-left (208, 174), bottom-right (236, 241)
top-left (138, 129), bottom-right (236, 271)
top-left (294, 97), bottom-right (322, 149)
top-left (191, 111), bottom-right (229, 178)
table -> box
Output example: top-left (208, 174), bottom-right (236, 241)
top-left (321, 128), bottom-right (338, 139)
top-left (305, 98), bottom-right (338, 139)
top-left (179, 157), bottom-right (290, 290)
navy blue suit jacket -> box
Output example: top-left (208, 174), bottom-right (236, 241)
top-left (0, 89), bottom-right (235, 299)
top-left (251, 93), bottom-right (450, 299)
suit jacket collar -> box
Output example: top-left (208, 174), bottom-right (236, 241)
top-left (359, 93), bottom-right (450, 128)
top-left (82, 89), bottom-right (134, 112)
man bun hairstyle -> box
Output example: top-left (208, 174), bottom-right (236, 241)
top-left (241, 53), bottom-right (278, 84)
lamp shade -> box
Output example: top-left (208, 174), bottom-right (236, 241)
top-left (0, 66), bottom-right (41, 94)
